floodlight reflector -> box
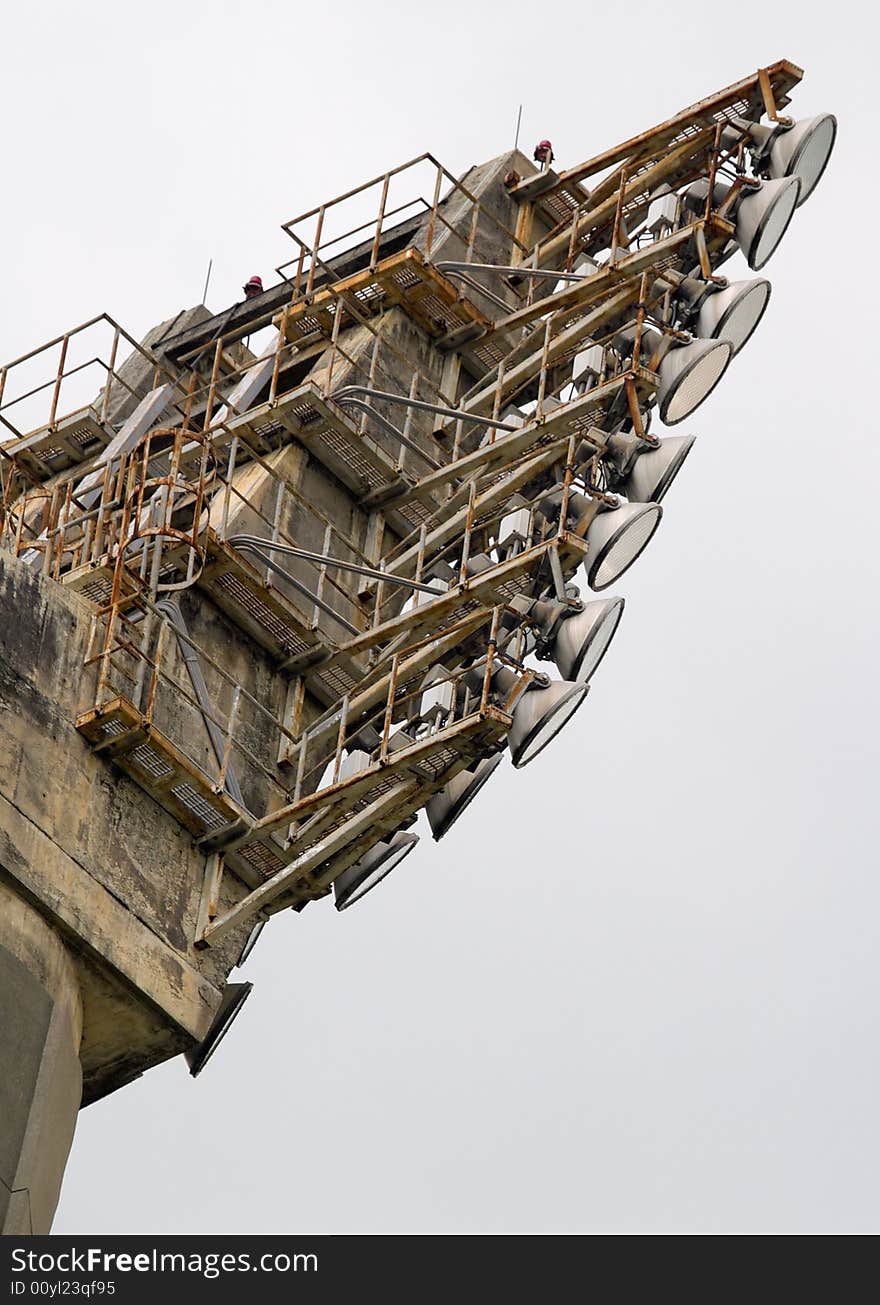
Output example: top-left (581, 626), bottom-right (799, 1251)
top-left (657, 338), bottom-right (733, 425)
top-left (553, 596), bottom-right (625, 684)
top-left (735, 176), bottom-right (801, 270)
top-left (333, 832), bottom-right (418, 910)
top-left (509, 679), bottom-right (589, 768)
top-left (426, 753), bottom-right (504, 841)
top-left (769, 114), bottom-right (837, 204)
top-left (586, 503), bottom-right (662, 590)
top-left (625, 435), bottom-right (696, 504)
top-left (696, 279), bottom-right (771, 354)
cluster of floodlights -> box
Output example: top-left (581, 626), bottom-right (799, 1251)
top-left (329, 110), bottom-right (836, 911)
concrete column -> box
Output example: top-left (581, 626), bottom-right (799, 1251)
top-left (0, 879), bottom-right (83, 1235)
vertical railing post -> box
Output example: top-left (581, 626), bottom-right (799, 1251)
top-left (380, 655), bottom-right (400, 761)
top-left (425, 165), bottom-right (443, 260)
top-left (48, 335), bottom-right (69, 428)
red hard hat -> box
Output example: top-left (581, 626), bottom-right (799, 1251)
top-left (244, 275), bottom-right (263, 291)
top-left (537, 139), bottom-right (553, 151)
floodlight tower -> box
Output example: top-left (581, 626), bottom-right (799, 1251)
top-left (0, 60), bottom-right (834, 1232)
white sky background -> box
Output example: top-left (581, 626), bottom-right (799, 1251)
top-left (3, 0), bottom-right (876, 1235)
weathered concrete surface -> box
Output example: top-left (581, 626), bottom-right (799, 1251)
top-left (0, 552), bottom-right (252, 1105)
top-left (0, 879), bottom-right (82, 1235)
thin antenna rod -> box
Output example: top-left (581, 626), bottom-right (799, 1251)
top-left (514, 104), bottom-right (523, 151)
top-left (201, 258), bottom-right (213, 306)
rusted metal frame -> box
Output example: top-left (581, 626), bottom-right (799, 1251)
top-left (532, 127), bottom-right (719, 272)
top-left (94, 631), bottom-right (288, 797)
top-left (44, 331), bottom-right (66, 422)
top-left (371, 564), bottom-right (386, 633)
top-left (325, 295), bottom-right (343, 396)
top-left (134, 590), bottom-right (304, 756)
top-left (293, 244), bottom-right (306, 297)
top-left (536, 59), bottom-right (802, 196)
top-left (260, 698), bottom-right (505, 850)
top-left (471, 221), bottom-right (700, 346)
top-left (512, 200), bottom-right (535, 267)
top-left (279, 244), bottom-right (468, 413)
top-left (224, 538), bottom-right (360, 637)
top-left (331, 694), bottom-right (350, 784)
top-left (202, 340), bottom-right (224, 433)
top-left (305, 205), bottom-right (326, 297)
top-left (458, 482), bottom-right (478, 586)
top-left (379, 655), bottom-right (401, 761)
top-left (282, 248), bottom-right (464, 410)
top-left (558, 433), bottom-right (578, 536)
top-left (283, 149), bottom-right (527, 257)
top-left (285, 609), bottom-right (492, 773)
top-left (334, 394), bottom-right (442, 473)
top-left (536, 318), bottom-right (553, 412)
top-left (101, 328), bottom-right (121, 424)
top-left (0, 358), bottom-right (103, 433)
top-left (380, 438), bottom-right (575, 583)
top-left (269, 308), bottom-right (289, 403)
top-left (454, 286), bottom-right (639, 429)
top-left (425, 164), bottom-right (444, 258)
top-left (609, 167), bottom-right (629, 265)
top-left (758, 66), bottom-right (793, 126)
top-left (1, 314), bottom-right (182, 432)
top-left (480, 606), bottom-right (503, 714)
top-left (264, 477), bottom-right (286, 591)
top-left (370, 172), bottom-right (391, 270)
top-left (425, 152), bottom-right (528, 254)
top-left (200, 779), bottom-right (421, 945)
top-left (283, 153), bottom-right (436, 232)
top-left (276, 197), bottom-right (431, 283)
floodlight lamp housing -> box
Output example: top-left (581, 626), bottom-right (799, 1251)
top-left (333, 831), bottom-right (419, 911)
top-left (508, 677), bottom-right (590, 768)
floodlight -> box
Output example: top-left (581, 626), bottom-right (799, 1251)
top-left (536, 485), bottom-right (663, 590)
top-left (585, 502), bottom-right (663, 590)
top-left (506, 676), bottom-right (589, 767)
top-left (186, 982), bottom-right (253, 1077)
top-left (656, 337), bottom-right (733, 424)
top-left (735, 176), bottom-right (801, 270)
top-left (736, 114), bottom-right (838, 205)
top-left (768, 114), bottom-right (837, 204)
top-left (426, 753), bottom-right (504, 840)
top-left (551, 596), bottom-right (625, 683)
top-left (333, 831), bottom-right (419, 910)
top-left (623, 435), bottom-right (696, 503)
top-left (696, 279), bottom-right (771, 353)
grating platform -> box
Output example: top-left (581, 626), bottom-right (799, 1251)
top-left (275, 247), bottom-right (491, 346)
top-left (76, 696), bottom-right (249, 840)
top-left (198, 529), bottom-right (366, 704)
top-left (225, 381), bottom-right (444, 537)
top-left (1, 406), bottom-right (114, 486)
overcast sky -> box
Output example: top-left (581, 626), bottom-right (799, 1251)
top-left (5, 0), bottom-right (877, 1235)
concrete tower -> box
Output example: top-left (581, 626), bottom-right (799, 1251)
top-left (0, 59), bottom-right (827, 1231)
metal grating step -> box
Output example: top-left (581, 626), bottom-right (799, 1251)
top-left (76, 696), bottom-right (248, 839)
